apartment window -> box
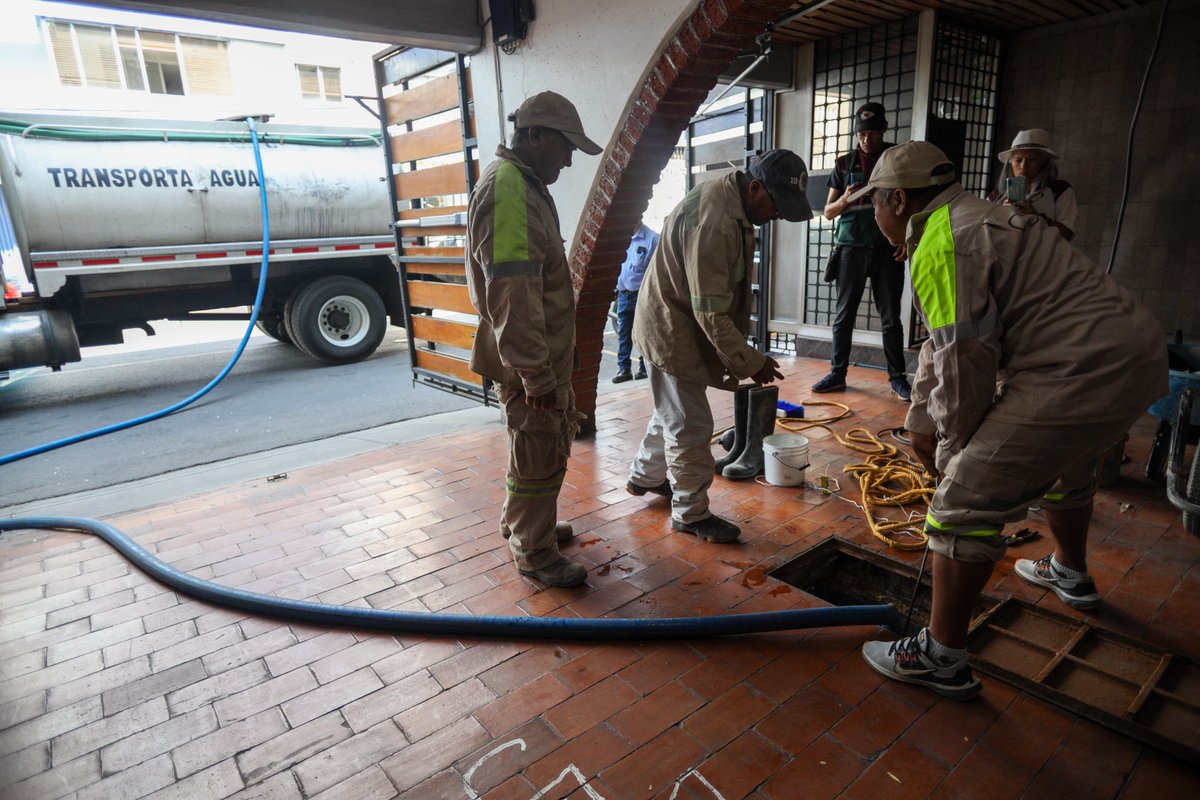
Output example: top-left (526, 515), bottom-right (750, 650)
top-left (297, 65), bottom-right (342, 101)
top-left (44, 19), bottom-right (232, 96)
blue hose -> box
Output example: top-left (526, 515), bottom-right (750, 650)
top-left (0, 517), bottom-right (901, 639)
top-left (0, 118), bottom-right (273, 467)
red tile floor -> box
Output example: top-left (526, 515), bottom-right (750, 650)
top-left (2, 356), bottom-right (1198, 799)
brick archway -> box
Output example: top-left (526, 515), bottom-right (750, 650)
top-left (569, 0), bottom-right (794, 432)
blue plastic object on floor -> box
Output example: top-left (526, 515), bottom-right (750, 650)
top-left (777, 400), bottom-right (804, 418)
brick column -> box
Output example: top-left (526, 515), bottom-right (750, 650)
top-left (570, 0), bottom-right (794, 434)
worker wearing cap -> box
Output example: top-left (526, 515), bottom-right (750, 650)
top-left (626, 150), bottom-right (813, 543)
top-left (850, 141), bottom-right (1166, 699)
top-left (812, 102), bottom-right (911, 402)
top-left (465, 91), bottom-right (602, 588)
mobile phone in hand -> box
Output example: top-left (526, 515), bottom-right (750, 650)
top-left (1005, 176), bottom-right (1026, 203)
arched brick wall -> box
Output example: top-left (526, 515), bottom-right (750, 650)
top-left (569, 0), bottom-right (794, 432)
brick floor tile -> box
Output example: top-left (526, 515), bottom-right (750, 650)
top-left (899, 694), bottom-right (1003, 767)
top-left (148, 623), bottom-right (243, 672)
top-left (475, 672), bottom-right (573, 738)
top-left (0, 697), bottom-right (102, 760)
top-left (143, 758), bottom-right (244, 800)
top-left (237, 711), bottom-right (352, 785)
top-left (1120, 749), bottom-right (1200, 799)
top-left (397, 769), bottom-right (475, 800)
top-left (754, 682), bottom-right (849, 755)
top-left (677, 643), bottom-right (769, 701)
top-left (976, 695), bottom-right (1071, 774)
top-left (53, 697), bottom-right (169, 766)
top-left (43, 655), bottom-right (148, 712)
top-left (600, 727), bottom-right (708, 800)
top-left (366, 574), bottom-right (446, 611)
top-left (72, 752), bottom-right (175, 800)
top-left (45, 618), bottom-right (145, 666)
top-left (813, 649), bottom-right (886, 706)
top-left (0, 691), bottom-right (47, 731)
top-left (521, 724), bottom-right (631, 794)
top-left (843, 739), bottom-right (951, 800)
top-left (0, 650), bottom-right (42, 684)
top-left (609, 681), bottom-right (704, 747)
top-left (1059, 717), bottom-right (1142, 777)
top-left (172, 707), bottom-right (288, 778)
top-left (932, 743), bottom-right (1033, 800)
top-left (745, 646), bottom-right (833, 703)
top-left (262, 630), bottom-right (357, 676)
top-left (545, 675), bottom-right (639, 740)
top-left (682, 683), bottom-right (777, 751)
top-left (429, 641), bottom-right (519, 689)
top-left (379, 716), bottom-right (491, 792)
top-left (0, 742), bottom-right (49, 790)
top-left (166, 660), bottom-right (268, 715)
top-left (280, 666), bottom-right (382, 727)
top-left (2, 752), bottom-right (99, 800)
top-left (395, 677), bottom-right (495, 741)
top-left (100, 704), bottom-right (218, 775)
top-left (202, 627), bottom-right (297, 675)
top-left (477, 644), bottom-right (570, 696)
top-left (552, 645), bottom-right (642, 693)
top-left (618, 644), bottom-right (702, 695)
top-left (830, 683), bottom-right (925, 759)
top-left (310, 764), bottom-right (398, 800)
top-left (304, 635), bottom-right (401, 684)
top-left (690, 731), bottom-right (787, 800)
top-left (341, 669), bottom-right (442, 733)
top-left (293, 720), bottom-right (408, 796)
top-left (213, 667), bottom-right (317, 725)
top-left (101, 620), bottom-right (194, 668)
top-left (42, 589), bottom-right (134, 629)
top-left (103, 658), bottom-right (206, 715)
top-left (761, 733), bottom-right (869, 800)
top-left (454, 717), bottom-right (564, 795)
top-left (1022, 745), bottom-right (1128, 800)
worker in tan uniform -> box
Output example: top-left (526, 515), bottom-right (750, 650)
top-left (465, 92), bottom-right (601, 588)
top-left (626, 150), bottom-right (813, 543)
top-left (851, 142), bottom-right (1167, 699)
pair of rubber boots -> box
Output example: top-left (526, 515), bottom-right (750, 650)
top-left (715, 384), bottom-right (778, 480)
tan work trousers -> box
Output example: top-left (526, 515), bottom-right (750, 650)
top-left (497, 384), bottom-right (579, 571)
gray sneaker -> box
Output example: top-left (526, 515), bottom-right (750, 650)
top-left (862, 628), bottom-right (982, 700)
top-left (1014, 555), bottom-right (1100, 610)
top-left (519, 556), bottom-right (587, 587)
top-left (672, 515), bottom-right (740, 543)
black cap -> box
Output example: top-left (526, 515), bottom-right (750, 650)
top-left (854, 102), bottom-right (888, 132)
top-left (747, 149), bottom-right (814, 223)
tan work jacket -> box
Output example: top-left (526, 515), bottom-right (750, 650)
top-left (466, 147), bottom-right (576, 399)
top-left (633, 172), bottom-right (766, 389)
top-left (904, 185), bottom-right (1167, 467)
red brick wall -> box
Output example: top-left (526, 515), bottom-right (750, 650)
top-left (569, 0), bottom-right (794, 432)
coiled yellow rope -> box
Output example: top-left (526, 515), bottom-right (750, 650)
top-left (778, 411), bottom-right (934, 550)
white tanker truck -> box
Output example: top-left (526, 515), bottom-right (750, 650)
top-left (0, 112), bottom-right (404, 372)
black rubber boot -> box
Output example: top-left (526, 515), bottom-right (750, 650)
top-left (714, 385), bottom-right (751, 474)
top-left (721, 385), bottom-right (778, 481)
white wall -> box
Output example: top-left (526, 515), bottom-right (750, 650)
top-left (470, 0), bottom-right (698, 248)
top-left (0, 0), bottom-right (383, 127)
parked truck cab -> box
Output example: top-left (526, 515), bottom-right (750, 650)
top-left (0, 113), bottom-right (403, 373)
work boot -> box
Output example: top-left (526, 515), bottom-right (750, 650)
top-left (519, 556), bottom-right (588, 587)
top-left (812, 372), bottom-right (846, 393)
top-left (714, 385), bottom-right (751, 474)
top-left (672, 514), bottom-right (741, 543)
top-left (722, 385), bottom-right (778, 480)
top-left (626, 478), bottom-right (672, 499)
top-left (612, 371), bottom-right (633, 384)
top-left (555, 521), bottom-right (575, 542)
top-left (718, 428), bottom-right (736, 451)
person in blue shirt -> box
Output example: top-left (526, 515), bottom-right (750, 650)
top-left (612, 220), bottom-right (660, 383)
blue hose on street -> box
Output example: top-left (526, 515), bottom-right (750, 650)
top-left (0, 118), bottom-right (273, 467)
top-left (0, 517), bottom-right (901, 640)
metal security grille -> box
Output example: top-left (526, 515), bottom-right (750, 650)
top-left (930, 19), bottom-right (1002, 198)
top-left (804, 16), bottom-right (919, 329)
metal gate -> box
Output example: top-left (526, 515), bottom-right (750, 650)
top-left (374, 47), bottom-right (486, 401)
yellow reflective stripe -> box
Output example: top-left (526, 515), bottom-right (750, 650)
top-left (506, 475), bottom-right (563, 498)
top-left (924, 514), bottom-right (1002, 538)
top-left (493, 161), bottom-right (529, 265)
top-left (1042, 491), bottom-right (1067, 501)
top-left (912, 204), bottom-right (957, 332)
top-left (692, 294), bottom-right (732, 313)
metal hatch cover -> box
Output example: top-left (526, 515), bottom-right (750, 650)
top-left (968, 598), bottom-right (1200, 767)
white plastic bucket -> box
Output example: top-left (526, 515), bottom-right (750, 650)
top-left (762, 434), bottom-right (809, 487)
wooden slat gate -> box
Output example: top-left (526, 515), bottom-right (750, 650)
top-left (375, 47), bottom-right (489, 402)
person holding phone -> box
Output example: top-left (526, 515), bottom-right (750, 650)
top-left (812, 102), bottom-right (911, 401)
top-left (992, 128), bottom-right (1078, 241)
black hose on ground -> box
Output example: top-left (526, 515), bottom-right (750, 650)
top-left (0, 517), bottom-right (901, 640)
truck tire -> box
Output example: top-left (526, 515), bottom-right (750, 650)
top-left (286, 276), bottom-right (386, 365)
top-left (254, 315), bottom-right (293, 345)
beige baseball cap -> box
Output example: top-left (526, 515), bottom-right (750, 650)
top-left (844, 141), bottom-right (956, 203)
top-left (511, 91), bottom-right (602, 155)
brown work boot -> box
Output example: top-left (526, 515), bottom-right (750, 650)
top-left (672, 515), bottom-right (741, 543)
top-left (519, 556), bottom-right (588, 587)
top-left (626, 478), bottom-right (672, 498)
top-left (555, 521), bottom-right (575, 542)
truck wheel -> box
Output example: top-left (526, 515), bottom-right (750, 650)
top-left (254, 315), bottom-right (293, 345)
top-left (286, 276), bottom-right (386, 364)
